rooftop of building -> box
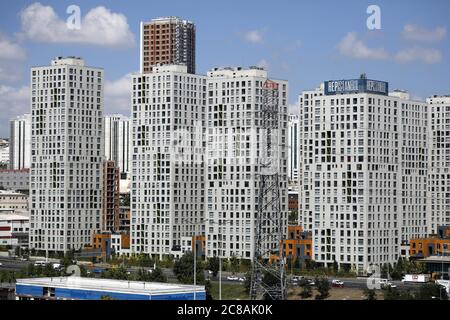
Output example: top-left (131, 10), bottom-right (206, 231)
top-left (0, 190), bottom-right (28, 196)
top-left (0, 213), bottom-right (29, 221)
top-left (16, 277), bottom-right (204, 295)
top-left (417, 255), bottom-right (450, 263)
top-left (143, 16), bottom-right (194, 25)
top-left (32, 57), bottom-right (103, 70)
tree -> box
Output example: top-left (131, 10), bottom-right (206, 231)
top-left (417, 283), bottom-right (448, 300)
top-left (207, 256), bottom-right (220, 277)
top-left (315, 277), bottom-right (331, 300)
top-left (148, 267), bottom-right (167, 282)
top-left (363, 288), bottom-right (377, 300)
top-left (173, 252), bottom-right (205, 284)
top-left (243, 271), bottom-right (252, 294)
top-left (230, 255), bottom-right (240, 274)
top-left (298, 278), bottom-right (312, 299)
top-left (332, 260), bottom-right (339, 272)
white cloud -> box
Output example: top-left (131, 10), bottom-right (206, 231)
top-left (20, 3), bottom-right (135, 48)
top-left (0, 34), bottom-right (26, 60)
top-left (244, 30), bottom-right (264, 44)
top-left (337, 32), bottom-right (389, 60)
top-left (394, 47), bottom-right (442, 64)
top-left (402, 24), bottom-right (446, 42)
top-left (0, 85), bottom-right (30, 137)
top-left (104, 73), bottom-right (132, 115)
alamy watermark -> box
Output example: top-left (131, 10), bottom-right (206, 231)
top-left (367, 5), bottom-right (381, 30)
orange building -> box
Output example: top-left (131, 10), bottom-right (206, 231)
top-left (192, 235), bottom-right (206, 257)
top-left (270, 225), bottom-right (312, 266)
top-left (410, 226), bottom-right (450, 258)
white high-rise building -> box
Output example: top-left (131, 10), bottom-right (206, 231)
top-left (130, 65), bottom-right (206, 257)
top-left (9, 114), bottom-right (31, 170)
top-left (104, 115), bottom-right (130, 178)
top-left (288, 114), bottom-right (299, 184)
top-left (299, 76), bottom-right (428, 273)
top-left (205, 66), bottom-right (288, 260)
top-left (427, 95), bottom-right (450, 233)
top-left (29, 57), bottom-right (104, 253)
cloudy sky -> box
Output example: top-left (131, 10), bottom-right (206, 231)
top-left (0, 0), bottom-right (449, 137)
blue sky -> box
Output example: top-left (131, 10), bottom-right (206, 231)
top-left (0, 0), bottom-right (449, 137)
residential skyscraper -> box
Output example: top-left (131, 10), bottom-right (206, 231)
top-left (140, 17), bottom-right (196, 74)
top-left (130, 65), bottom-right (206, 258)
top-left (427, 95), bottom-right (450, 233)
top-left (9, 114), bottom-right (31, 170)
top-left (104, 115), bottom-right (130, 179)
top-left (29, 57), bottom-right (104, 253)
top-left (205, 66), bottom-right (289, 260)
top-left (288, 114), bottom-right (299, 184)
top-left (298, 76), bottom-right (428, 274)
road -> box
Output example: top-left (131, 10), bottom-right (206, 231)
top-left (0, 257), bottom-right (431, 292)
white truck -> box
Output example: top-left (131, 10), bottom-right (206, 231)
top-left (401, 274), bottom-right (430, 283)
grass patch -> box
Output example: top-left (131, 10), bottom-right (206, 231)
top-left (210, 281), bottom-right (249, 300)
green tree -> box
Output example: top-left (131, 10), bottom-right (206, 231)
top-left (416, 283), bottom-right (448, 300)
top-left (363, 288), bottom-right (377, 300)
top-left (207, 256), bottom-right (220, 277)
top-left (205, 280), bottom-right (213, 300)
top-left (261, 271), bottom-right (281, 300)
top-left (148, 267), bottom-right (167, 282)
top-left (314, 277), bottom-right (331, 300)
top-left (230, 256), bottom-right (240, 274)
top-left (298, 278), bottom-right (312, 299)
top-left (173, 252), bottom-right (205, 284)
top-left (243, 271), bottom-right (252, 294)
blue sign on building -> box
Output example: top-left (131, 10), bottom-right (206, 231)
top-left (324, 78), bottom-right (388, 96)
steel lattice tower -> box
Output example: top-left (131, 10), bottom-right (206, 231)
top-left (250, 80), bottom-right (287, 300)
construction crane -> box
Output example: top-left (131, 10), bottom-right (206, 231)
top-left (250, 79), bottom-right (287, 300)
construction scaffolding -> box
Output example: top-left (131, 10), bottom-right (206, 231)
top-left (250, 80), bottom-right (287, 300)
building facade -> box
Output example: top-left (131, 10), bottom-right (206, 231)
top-left (140, 17), bottom-right (196, 74)
top-left (298, 77), bottom-right (428, 273)
top-left (103, 115), bottom-right (130, 179)
top-left (288, 114), bottom-right (299, 184)
top-left (0, 190), bottom-right (28, 215)
top-left (102, 161), bottom-right (120, 232)
top-left (0, 213), bottom-right (29, 247)
top-left (205, 67), bottom-right (288, 260)
top-left (427, 95), bottom-right (450, 233)
top-left (29, 57), bottom-right (104, 253)
top-left (9, 114), bottom-right (31, 170)
top-left (0, 169), bottom-right (30, 192)
top-left (130, 65), bottom-right (206, 258)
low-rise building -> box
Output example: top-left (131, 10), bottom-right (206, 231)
top-left (410, 226), bottom-right (450, 258)
top-left (0, 213), bottom-right (29, 247)
top-left (0, 169), bottom-right (30, 192)
top-left (270, 225), bottom-right (312, 267)
top-left (0, 190), bottom-right (28, 215)
top-left (15, 277), bottom-right (205, 300)
top-left (91, 232), bottom-right (131, 260)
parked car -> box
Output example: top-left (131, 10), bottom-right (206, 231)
top-left (238, 277), bottom-right (246, 282)
top-left (402, 274), bottom-right (430, 283)
top-left (19, 257), bottom-right (28, 261)
top-left (0, 262), bottom-right (3, 267)
top-left (382, 282), bottom-right (397, 289)
top-left (227, 276), bottom-right (239, 281)
top-left (306, 279), bottom-right (315, 286)
top-left (34, 261), bottom-right (47, 267)
top-left (332, 280), bottom-right (345, 288)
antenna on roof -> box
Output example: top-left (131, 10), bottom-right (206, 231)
top-left (360, 73), bottom-right (367, 80)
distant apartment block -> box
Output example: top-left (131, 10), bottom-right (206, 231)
top-left (299, 76), bottom-right (428, 273)
top-left (205, 66), bottom-right (288, 260)
top-left (140, 17), bottom-right (196, 74)
top-left (427, 95), bottom-right (450, 233)
top-left (0, 190), bottom-right (28, 215)
top-left (9, 114), bottom-right (31, 170)
top-left (30, 57), bottom-right (104, 253)
top-left (130, 65), bottom-right (206, 258)
top-left (104, 115), bottom-right (130, 178)
top-left (0, 169), bottom-right (30, 192)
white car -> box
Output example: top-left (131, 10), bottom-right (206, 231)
top-left (238, 277), bottom-right (246, 282)
top-left (227, 276), bottom-right (239, 281)
top-left (332, 280), bottom-right (345, 287)
top-left (0, 262), bottom-right (3, 267)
